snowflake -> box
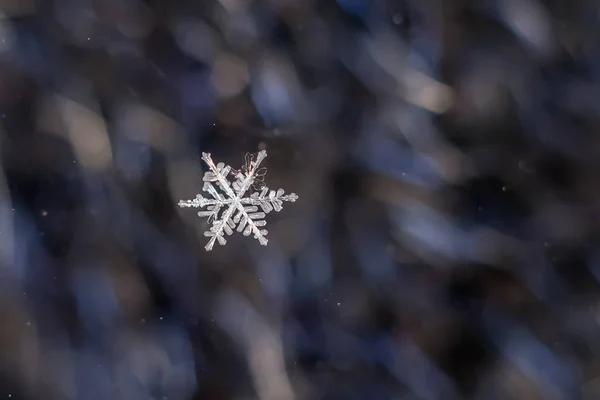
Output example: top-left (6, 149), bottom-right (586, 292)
top-left (178, 150), bottom-right (298, 251)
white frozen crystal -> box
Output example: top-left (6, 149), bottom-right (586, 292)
top-left (178, 150), bottom-right (298, 251)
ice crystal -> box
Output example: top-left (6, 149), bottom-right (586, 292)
top-left (178, 150), bottom-right (298, 251)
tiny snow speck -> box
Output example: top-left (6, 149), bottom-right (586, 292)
top-left (178, 150), bottom-right (298, 251)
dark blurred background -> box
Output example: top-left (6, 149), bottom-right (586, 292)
top-left (1, 0), bottom-right (600, 399)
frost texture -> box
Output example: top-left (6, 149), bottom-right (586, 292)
top-left (178, 150), bottom-right (298, 251)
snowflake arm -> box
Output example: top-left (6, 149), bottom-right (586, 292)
top-left (201, 153), bottom-right (237, 199)
top-left (204, 203), bottom-right (238, 251)
top-left (242, 187), bottom-right (299, 212)
top-left (178, 192), bottom-right (223, 224)
top-left (232, 150), bottom-right (267, 195)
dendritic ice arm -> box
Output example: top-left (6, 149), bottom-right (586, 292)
top-left (241, 187), bottom-right (299, 212)
top-left (178, 150), bottom-right (298, 251)
top-left (232, 150), bottom-right (267, 195)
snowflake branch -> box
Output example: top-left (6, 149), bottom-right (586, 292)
top-left (234, 203), bottom-right (268, 246)
top-left (178, 195), bottom-right (236, 208)
top-left (244, 187), bottom-right (298, 212)
top-left (234, 150), bottom-right (267, 196)
top-left (204, 203), bottom-right (238, 251)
